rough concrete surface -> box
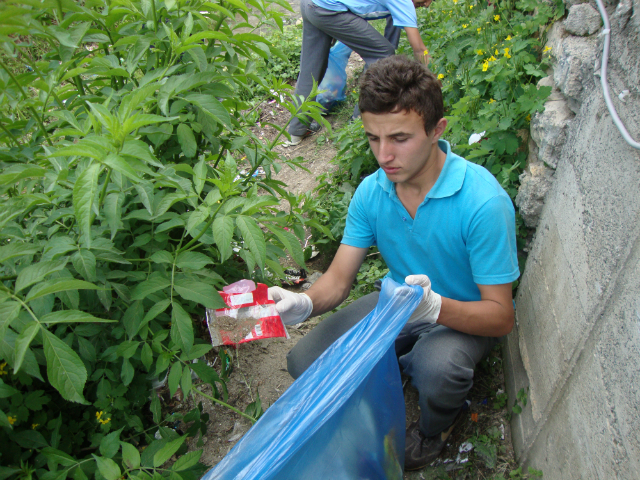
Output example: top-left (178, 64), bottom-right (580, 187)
top-left (505, 0), bottom-right (640, 476)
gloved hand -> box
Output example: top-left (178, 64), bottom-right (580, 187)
top-left (268, 286), bottom-right (313, 325)
top-left (405, 275), bottom-right (442, 324)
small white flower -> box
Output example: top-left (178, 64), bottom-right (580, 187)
top-left (468, 131), bottom-right (486, 145)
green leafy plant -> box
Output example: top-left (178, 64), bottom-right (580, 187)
top-left (512, 387), bottom-right (528, 414)
top-left (0, 0), bottom-right (331, 477)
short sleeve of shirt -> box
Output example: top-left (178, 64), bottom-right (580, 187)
top-left (382, 0), bottom-right (418, 27)
top-left (342, 179), bottom-right (377, 248)
top-left (467, 194), bottom-right (520, 285)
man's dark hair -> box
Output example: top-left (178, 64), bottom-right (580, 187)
top-left (358, 56), bottom-right (443, 134)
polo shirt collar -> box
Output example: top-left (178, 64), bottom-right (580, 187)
top-left (375, 139), bottom-right (467, 199)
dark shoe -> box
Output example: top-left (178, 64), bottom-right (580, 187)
top-left (404, 413), bottom-right (464, 471)
top-left (284, 120), bottom-right (321, 146)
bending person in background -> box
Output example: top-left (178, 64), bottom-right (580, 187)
top-left (285, 0), bottom-right (434, 146)
top-left (269, 55), bottom-right (520, 471)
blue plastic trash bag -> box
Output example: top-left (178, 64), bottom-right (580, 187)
top-left (316, 42), bottom-right (352, 112)
top-left (202, 278), bottom-right (423, 480)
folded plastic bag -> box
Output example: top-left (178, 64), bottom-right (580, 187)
top-left (317, 42), bottom-right (352, 112)
top-left (206, 280), bottom-right (289, 347)
top-left (202, 278), bottom-right (422, 479)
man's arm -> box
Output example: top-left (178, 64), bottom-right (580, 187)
top-left (438, 283), bottom-right (515, 337)
top-left (404, 27), bottom-right (430, 66)
top-left (304, 244), bottom-right (368, 316)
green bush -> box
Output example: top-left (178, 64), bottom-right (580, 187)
top-left (0, 0), bottom-right (329, 477)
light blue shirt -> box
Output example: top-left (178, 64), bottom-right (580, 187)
top-left (312, 0), bottom-right (418, 27)
top-left (342, 140), bottom-right (520, 302)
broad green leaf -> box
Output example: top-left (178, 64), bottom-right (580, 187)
top-left (92, 455), bottom-right (121, 480)
top-left (153, 436), bottom-right (186, 468)
top-left (103, 193), bottom-right (124, 240)
top-left (13, 323), bottom-right (39, 374)
top-left (173, 279), bottom-right (226, 309)
top-left (0, 410), bottom-right (13, 429)
top-left (0, 243), bottom-right (41, 264)
top-left (171, 450), bottom-right (203, 471)
top-left (0, 301), bottom-right (21, 336)
top-left (0, 165), bottom-right (47, 186)
top-left (142, 298), bottom-right (171, 323)
top-left (182, 344), bottom-right (213, 361)
top-left (212, 215), bottom-right (234, 262)
top-left (177, 124), bottom-right (197, 158)
top-left (131, 276), bottom-right (171, 301)
top-left (141, 343), bottom-right (153, 371)
top-left (264, 224), bottom-right (305, 268)
top-left (15, 258), bottom-right (68, 292)
top-left (73, 163), bottom-right (101, 248)
top-left (168, 362), bottom-right (182, 397)
top-left (72, 249), bottom-right (97, 281)
top-left (121, 442), bottom-right (141, 470)
top-left (189, 361), bottom-right (221, 387)
top-left (180, 363), bottom-right (192, 396)
top-left (41, 447), bottom-right (76, 467)
top-left (134, 182), bottom-right (155, 215)
top-left (26, 280), bottom-right (100, 302)
top-left (40, 310), bottom-right (113, 324)
top-left (176, 251), bottom-right (213, 270)
top-left (149, 250), bottom-right (173, 265)
top-left (236, 215), bottom-right (266, 270)
top-left (171, 302), bottom-right (194, 353)
top-left (42, 329), bottom-right (88, 404)
top-left (0, 379), bottom-right (19, 398)
top-left (121, 358), bottom-right (134, 386)
top-left (181, 94), bottom-right (231, 127)
top-left (116, 341), bottom-right (140, 359)
top-left (193, 159), bottom-right (206, 195)
top-left (154, 193), bottom-right (187, 218)
top-left (103, 153), bottom-right (142, 182)
top-left (100, 428), bottom-right (124, 459)
top-left (12, 430), bottom-right (49, 449)
top-left (122, 301), bottom-right (145, 339)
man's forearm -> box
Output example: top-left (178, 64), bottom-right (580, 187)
top-left (437, 296), bottom-right (514, 337)
top-left (304, 271), bottom-right (352, 317)
top-left (404, 27), bottom-right (429, 65)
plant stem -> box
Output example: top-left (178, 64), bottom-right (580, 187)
top-left (178, 201), bottom-right (224, 253)
top-left (192, 387), bottom-right (257, 423)
top-left (151, 0), bottom-right (159, 32)
top-left (0, 122), bottom-right (20, 147)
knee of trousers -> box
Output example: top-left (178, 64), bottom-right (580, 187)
top-left (409, 354), bottom-right (475, 398)
top-left (286, 348), bottom-right (304, 380)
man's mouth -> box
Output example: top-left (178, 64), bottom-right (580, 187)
top-left (382, 166), bottom-right (400, 174)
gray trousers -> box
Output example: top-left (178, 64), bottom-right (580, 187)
top-left (288, 0), bottom-right (402, 135)
top-left (287, 292), bottom-right (499, 437)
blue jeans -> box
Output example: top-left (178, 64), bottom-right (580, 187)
top-left (287, 292), bottom-right (499, 437)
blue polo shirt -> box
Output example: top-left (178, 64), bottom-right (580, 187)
top-left (342, 140), bottom-right (520, 302)
top-left (312, 0), bottom-right (418, 27)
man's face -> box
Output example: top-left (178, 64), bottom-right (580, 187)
top-left (362, 109), bottom-right (439, 186)
top-left (412, 0), bottom-right (433, 8)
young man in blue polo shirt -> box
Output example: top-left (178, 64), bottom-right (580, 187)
top-left (269, 55), bottom-right (520, 470)
top-left (286, 0), bottom-right (434, 145)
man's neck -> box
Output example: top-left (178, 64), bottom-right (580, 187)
top-left (397, 141), bottom-right (446, 198)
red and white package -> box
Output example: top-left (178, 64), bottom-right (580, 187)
top-left (206, 280), bottom-right (289, 347)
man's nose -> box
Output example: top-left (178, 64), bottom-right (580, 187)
top-left (378, 140), bottom-right (395, 162)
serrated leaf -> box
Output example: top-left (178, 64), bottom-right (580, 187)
top-left (72, 249), bottom-right (97, 281)
top-left (212, 215), bottom-right (234, 262)
top-left (0, 379), bottom-right (19, 398)
top-left (92, 455), bottom-right (121, 480)
top-left (175, 251), bottom-right (213, 270)
top-left (73, 163), bottom-right (101, 248)
top-left (150, 250), bottom-right (173, 264)
top-left (171, 450), bottom-right (203, 471)
top-left (173, 279), bottom-right (226, 309)
top-left (103, 153), bottom-right (142, 182)
top-left (41, 447), bottom-right (76, 466)
top-left (40, 310), bottom-right (114, 324)
top-left (122, 301), bottom-right (145, 339)
top-left (153, 436), bottom-right (186, 468)
top-left (182, 344), bottom-right (212, 361)
top-left (264, 224), bottom-right (305, 268)
top-left (103, 193), bottom-right (124, 240)
top-left (134, 182), bottom-right (155, 215)
top-left (26, 279), bottom-right (99, 302)
top-left (141, 343), bottom-right (153, 371)
top-left (116, 341), bottom-right (140, 359)
top-left (168, 362), bottom-right (182, 397)
top-left (236, 215), bottom-right (266, 270)
top-left (13, 323), bottom-right (39, 374)
top-left (15, 259), bottom-right (68, 292)
top-left (100, 428), bottom-right (123, 459)
top-left (177, 124), bottom-right (197, 158)
top-left (180, 364), bottom-right (192, 396)
top-left (42, 329), bottom-right (88, 404)
top-left (181, 94), bottom-right (231, 127)
top-left (0, 301), bottom-right (21, 336)
top-left (0, 243), bottom-right (42, 264)
top-left (131, 276), bottom-right (171, 301)
top-left (121, 442), bottom-right (141, 469)
top-left (121, 358), bottom-right (134, 386)
top-left (142, 298), bottom-right (171, 324)
top-left (171, 302), bottom-right (194, 353)
top-left (0, 410), bottom-right (13, 429)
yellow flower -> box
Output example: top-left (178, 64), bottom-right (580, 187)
top-left (489, 55), bottom-right (497, 61)
top-left (32, 423), bottom-right (39, 429)
top-left (96, 411), bottom-right (103, 420)
top-left (543, 46), bottom-right (552, 53)
top-left (99, 417), bottom-right (111, 425)
top-left (495, 49), bottom-right (499, 55)
top-left (438, 74), bottom-right (444, 79)
top-left (424, 49), bottom-right (429, 56)
top-left (504, 48), bottom-right (511, 58)
top-left (526, 114), bottom-right (531, 122)
top-left (475, 49), bottom-right (484, 55)
top-left (506, 35), bottom-right (512, 40)
top-left (488, 98), bottom-right (496, 104)
top-left (494, 15), bottom-right (500, 21)
top-left (477, 27), bottom-right (482, 33)
top-left (0, 362), bottom-right (6, 375)
top-left (470, 5), bottom-right (474, 8)
top-left (453, 0), bottom-right (458, 3)
top-left (463, 24), bottom-right (468, 28)
top-left (8, 416), bottom-right (16, 425)
top-left (482, 61), bottom-right (489, 72)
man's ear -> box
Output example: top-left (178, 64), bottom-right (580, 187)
top-left (432, 118), bottom-right (448, 141)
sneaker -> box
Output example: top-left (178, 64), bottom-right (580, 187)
top-left (284, 120), bottom-right (321, 147)
top-left (404, 412), bottom-right (464, 471)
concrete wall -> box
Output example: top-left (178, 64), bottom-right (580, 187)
top-left (504, 0), bottom-right (640, 478)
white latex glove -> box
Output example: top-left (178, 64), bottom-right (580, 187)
top-left (405, 274), bottom-right (442, 324)
top-left (268, 286), bottom-right (313, 325)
